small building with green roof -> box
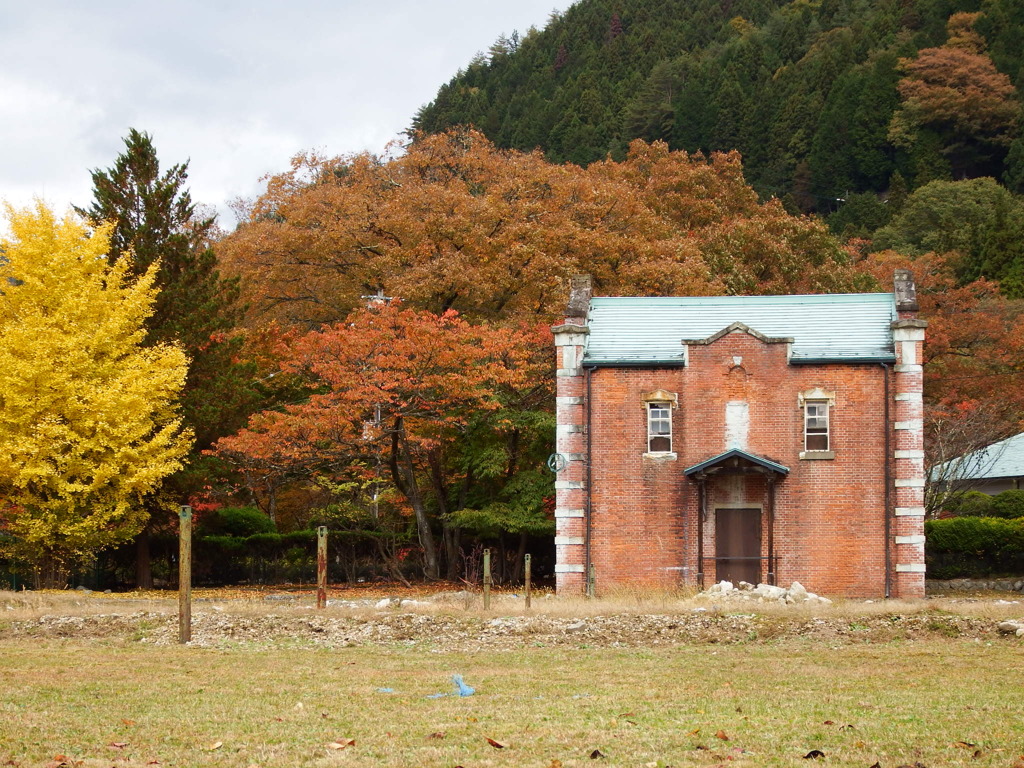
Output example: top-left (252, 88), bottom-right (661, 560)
top-left (551, 271), bottom-right (927, 599)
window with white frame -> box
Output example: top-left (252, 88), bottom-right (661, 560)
top-left (647, 402), bottom-right (672, 453)
top-left (804, 400), bottom-right (829, 452)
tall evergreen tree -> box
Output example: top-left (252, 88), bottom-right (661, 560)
top-left (77, 129), bottom-right (260, 586)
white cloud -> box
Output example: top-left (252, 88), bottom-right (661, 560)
top-left (1, 1), bottom-right (572, 230)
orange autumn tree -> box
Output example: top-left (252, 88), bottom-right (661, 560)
top-left (214, 129), bottom-right (870, 575)
top-left (215, 303), bottom-right (552, 579)
top-left (858, 249), bottom-right (1024, 513)
top-left (217, 130), bottom-right (867, 328)
top-left (888, 12), bottom-right (1019, 178)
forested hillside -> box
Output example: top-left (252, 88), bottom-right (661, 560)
top-left (414, 0), bottom-right (1023, 211)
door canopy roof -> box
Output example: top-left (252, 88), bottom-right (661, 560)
top-left (684, 448), bottom-right (790, 478)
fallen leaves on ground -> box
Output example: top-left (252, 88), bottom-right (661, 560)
top-left (326, 739), bottom-right (356, 750)
top-left (486, 737), bottom-right (505, 749)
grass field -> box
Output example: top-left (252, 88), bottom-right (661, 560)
top-left (2, 636), bottom-right (1022, 767)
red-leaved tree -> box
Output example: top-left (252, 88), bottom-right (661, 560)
top-left (215, 303), bottom-right (552, 579)
top-left (859, 249), bottom-right (1024, 513)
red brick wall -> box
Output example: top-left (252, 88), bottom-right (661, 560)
top-left (588, 330), bottom-right (894, 597)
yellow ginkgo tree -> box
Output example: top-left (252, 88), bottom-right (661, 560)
top-left (0, 203), bottom-right (192, 586)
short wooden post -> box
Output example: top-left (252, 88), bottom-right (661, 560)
top-left (482, 548), bottom-right (492, 610)
top-left (524, 553), bottom-right (532, 610)
top-left (178, 505), bottom-right (192, 644)
top-left (316, 526), bottom-right (328, 609)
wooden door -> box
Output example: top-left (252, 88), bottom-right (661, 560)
top-left (715, 508), bottom-right (762, 585)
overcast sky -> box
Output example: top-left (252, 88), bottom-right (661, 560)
top-left (1, 1), bottom-right (573, 229)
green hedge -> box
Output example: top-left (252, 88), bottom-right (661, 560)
top-left (925, 516), bottom-right (1024, 579)
top-left (196, 506), bottom-right (276, 538)
top-left (943, 489), bottom-right (1024, 519)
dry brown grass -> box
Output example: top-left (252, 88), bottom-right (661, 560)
top-left (1, 637), bottom-right (1022, 767)
top-left (2, 587), bottom-right (1023, 765)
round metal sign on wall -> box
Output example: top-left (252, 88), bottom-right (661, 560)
top-left (546, 453), bottom-right (567, 473)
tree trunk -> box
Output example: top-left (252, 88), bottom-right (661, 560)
top-left (390, 417), bottom-right (439, 579)
top-left (374, 538), bottom-right (412, 587)
top-left (135, 521), bottom-right (154, 589)
top-left (498, 536), bottom-right (508, 585)
top-left (511, 531), bottom-right (528, 583)
top-left (442, 522), bottom-right (461, 581)
top-left (35, 554), bottom-right (69, 590)
top-left (266, 484), bottom-right (277, 526)
top-left (428, 447), bottom-right (462, 580)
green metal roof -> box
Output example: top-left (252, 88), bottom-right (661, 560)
top-left (934, 432), bottom-right (1024, 482)
top-left (583, 293), bottom-right (897, 365)
top-left (683, 448), bottom-right (790, 477)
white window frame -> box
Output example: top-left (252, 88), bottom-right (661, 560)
top-left (803, 399), bottom-right (830, 453)
top-left (647, 401), bottom-right (673, 454)
top-left (797, 388), bottom-right (836, 459)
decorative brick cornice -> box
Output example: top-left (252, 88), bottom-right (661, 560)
top-left (551, 323), bottom-right (590, 335)
top-left (891, 318), bottom-right (928, 329)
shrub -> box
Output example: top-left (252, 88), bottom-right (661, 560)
top-left (944, 490), bottom-right (995, 517)
top-left (925, 516), bottom-right (1024, 578)
top-left (196, 507), bottom-right (275, 538)
top-left (990, 489), bottom-right (1024, 519)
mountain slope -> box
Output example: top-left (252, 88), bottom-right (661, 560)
top-left (413, 0), bottom-right (1024, 210)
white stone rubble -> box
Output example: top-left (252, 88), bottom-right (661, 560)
top-left (700, 580), bottom-right (833, 605)
top-left (996, 620), bottom-right (1024, 637)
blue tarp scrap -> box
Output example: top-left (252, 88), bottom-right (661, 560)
top-left (425, 674), bottom-right (475, 699)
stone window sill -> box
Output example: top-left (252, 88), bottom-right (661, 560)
top-left (800, 450), bottom-right (835, 460)
top-left (643, 451), bottom-right (678, 461)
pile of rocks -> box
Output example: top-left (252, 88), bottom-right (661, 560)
top-left (700, 580), bottom-right (833, 605)
top-left (997, 620), bottom-right (1024, 637)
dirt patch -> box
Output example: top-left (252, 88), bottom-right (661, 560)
top-left (2, 604), bottom-right (1018, 650)
top-left (4, 587), bottom-right (1023, 649)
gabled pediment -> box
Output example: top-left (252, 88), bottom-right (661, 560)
top-left (682, 322), bottom-right (794, 347)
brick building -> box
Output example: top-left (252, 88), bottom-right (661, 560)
top-left (552, 272), bottom-right (927, 599)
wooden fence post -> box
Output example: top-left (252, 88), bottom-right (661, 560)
top-left (483, 548), bottom-right (492, 610)
top-left (524, 553), bottom-right (532, 610)
top-left (178, 505), bottom-right (192, 644)
top-left (316, 526), bottom-right (328, 609)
